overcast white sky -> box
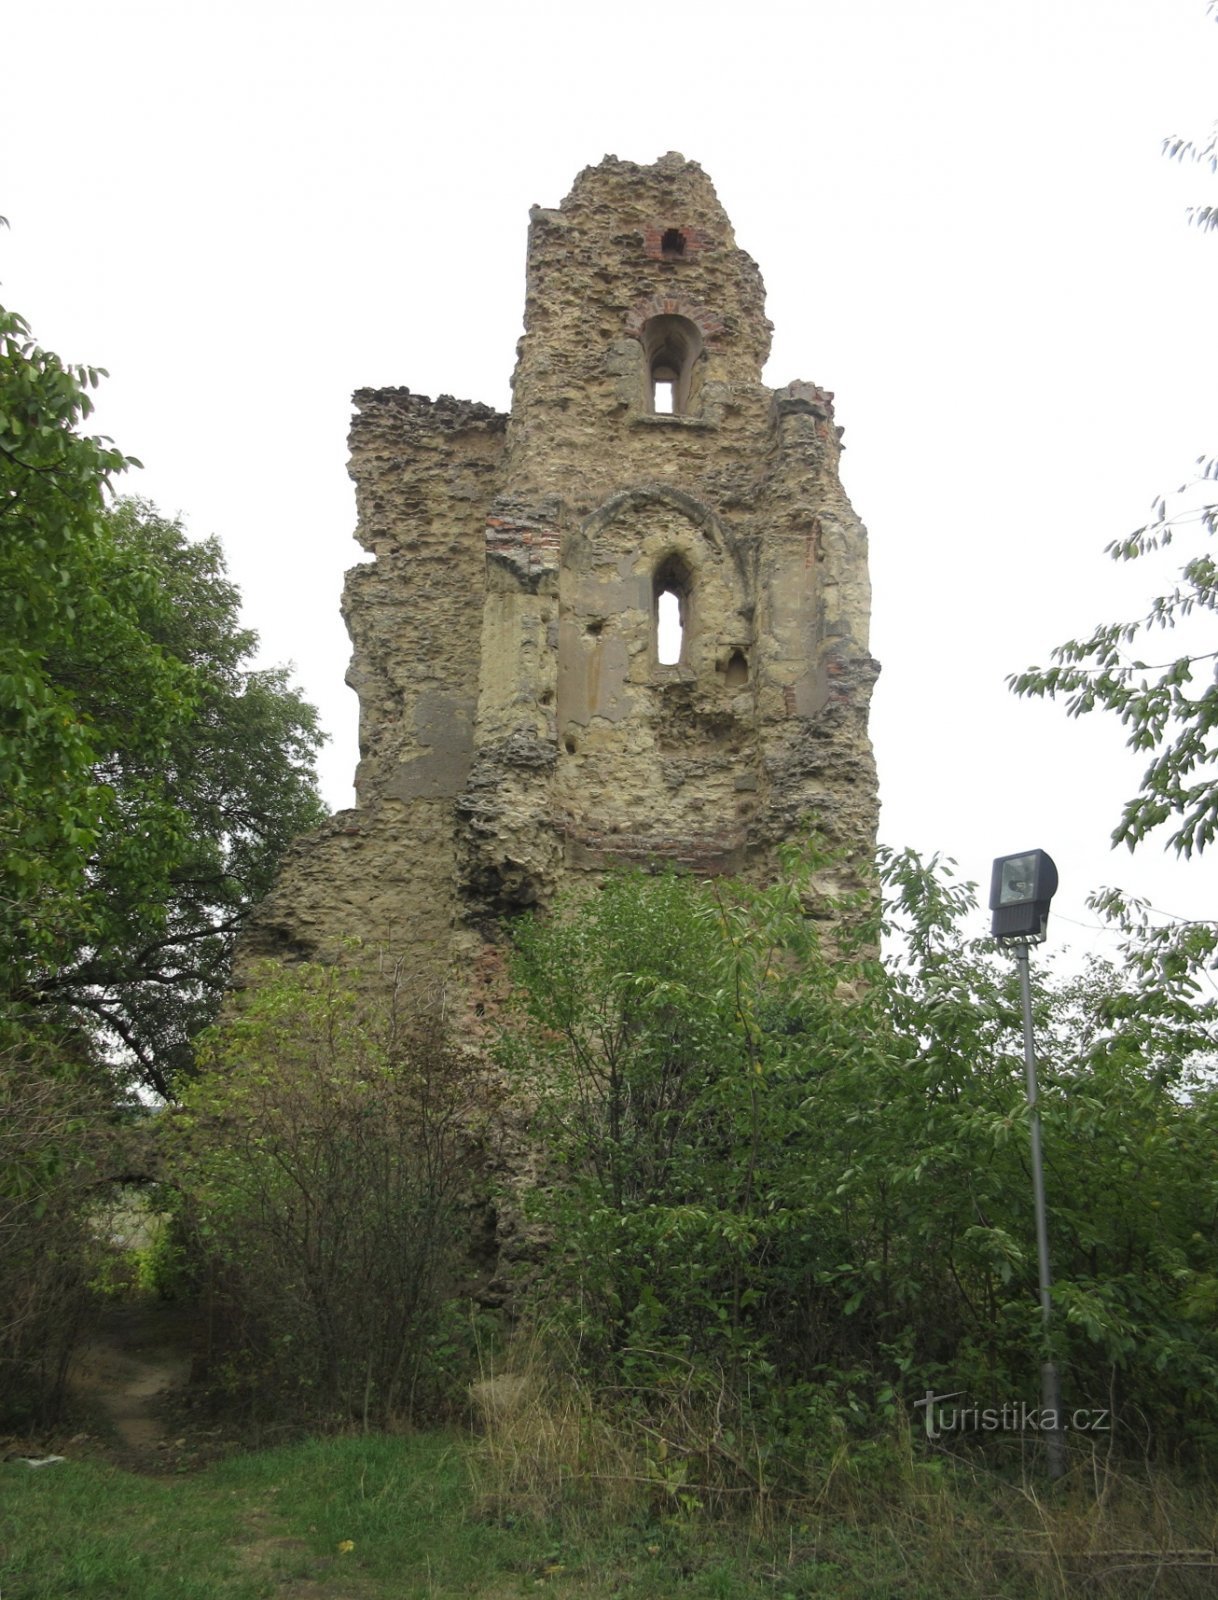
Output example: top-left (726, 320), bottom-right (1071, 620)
top-left (4, 0), bottom-right (1217, 967)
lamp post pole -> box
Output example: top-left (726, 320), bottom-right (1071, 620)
top-left (1011, 941), bottom-right (1066, 1481)
top-left (989, 849), bottom-right (1064, 1482)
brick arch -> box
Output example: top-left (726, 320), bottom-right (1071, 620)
top-left (624, 296), bottom-right (725, 342)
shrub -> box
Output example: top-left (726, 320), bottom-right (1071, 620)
top-left (168, 961), bottom-right (492, 1427)
top-left (0, 1034), bottom-right (109, 1426)
top-left (502, 849), bottom-right (1218, 1476)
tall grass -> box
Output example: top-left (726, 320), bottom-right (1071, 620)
top-left (467, 1329), bottom-right (1218, 1599)
top-left (2, 1419), bottom-right (1217, 1598)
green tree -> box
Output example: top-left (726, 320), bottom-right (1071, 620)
top-left (26, 499), bottom-right (328, 1097)
top-left (1, 302), bottom-right (326, 1095)
top-left (1011, 9), bottom-right (1218, 866)
top-left (504, 855), bottom-right (1218, 1472)
top-left (0, 304), bottom-right (172, 975)
top-left (1009, 465), bottom-right (1218, 862)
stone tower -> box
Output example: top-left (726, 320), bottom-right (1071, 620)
top-left (250, 153), bottom-right (879, 980)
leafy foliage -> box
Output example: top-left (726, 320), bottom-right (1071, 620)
top-left (167, 961), bottom-right (491, 1427)
top-left (1009, 457), bottom-right (1218, 861)
top-left (23, 500), bottom-right (328, 1096)
top-left (504, 861), bottom-right (883, 1388)
top-left (0, 304), bottom-right (172, 979)
top-left (1011, 31), bottom-right (1218, 870)
top-left (504, 854), bottom-right (1218, 1471)
top-left (0, 294), bottom-right (327, 1095)
top-left (0, 1032), bottom-right (112, 1426)
top-left (0, 296), bottom-right (337, 1435)
top-left (1164, 1), bottom-right (1218, 233)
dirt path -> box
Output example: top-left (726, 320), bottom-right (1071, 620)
top-left (68, 1296), bottom-right (196, 1463)
top-left (62, 1300), bottom-right (380, 1594)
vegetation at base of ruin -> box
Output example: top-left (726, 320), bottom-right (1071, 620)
top-left (160, 960), bottom-right (496, 1429)
top-left (8, 859), bottom-right (1218, 1594)
top-left (502, 851), bottom-right (1218, 1483)
top-left (6, 1429), bottom-right (1218, 1599)
top-left (1, 302), bottom-right (327, 1098)
top-left (0, 1034), bottom-right (114, 1429)
top-left (0, 299), bottom-right (326, 1422)
top-left (33, 845), bottom-right (1217, 1471)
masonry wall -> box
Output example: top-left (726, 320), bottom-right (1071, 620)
top-left (246, 153), bottom-right (879, 984)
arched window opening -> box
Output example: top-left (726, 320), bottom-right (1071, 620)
top-left (640, 314), bottom-right (704, 417)
top-left (725, 648), bottom-right (748, 687)
top-left (657, 589), bottom-right (682, 663)
top-left (661, 228), bottom-right (686, 256)
top-left (654, 554), bottom-right (690, 667)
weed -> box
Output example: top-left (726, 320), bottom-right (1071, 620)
top-left (3, 1425), bottom-right (1218, 1597)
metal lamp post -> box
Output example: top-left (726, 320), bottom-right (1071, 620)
top-left (989, 848), bottom-right (1066, 1481)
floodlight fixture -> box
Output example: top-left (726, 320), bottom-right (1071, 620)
top-left (989, 849), bottom-right (1059, 942)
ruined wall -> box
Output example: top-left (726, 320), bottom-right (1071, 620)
top-left (247, 153), bottom-right (880, 980)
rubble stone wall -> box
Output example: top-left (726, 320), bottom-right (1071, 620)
top-left (246, 153), bottom-right (880, 987)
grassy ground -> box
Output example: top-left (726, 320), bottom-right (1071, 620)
top-left (1, 1431), bottom-right (781, 1600)
top-left (4, 1427), bottom-right (1218, 1600)
top-left (4, 1295), bottom-right (1216, 1600)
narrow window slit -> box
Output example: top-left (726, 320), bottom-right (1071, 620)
top-left (657, 588), bottom-right (683, 665)
top-left (654, 554), bottom-right (690, 668)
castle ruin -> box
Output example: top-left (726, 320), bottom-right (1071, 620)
top-left (250, 153), bottom-right (879, 982)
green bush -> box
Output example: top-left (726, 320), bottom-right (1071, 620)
top-left (503, 848), bottom-right (1218, 1473)
top-left (0, 1034), bottom-right (109, 1426)
top-left (167, 961), bottom-right (493, 1427)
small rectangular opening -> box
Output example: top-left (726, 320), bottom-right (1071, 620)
top-left (654, 380), bottom-right (674, 415)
